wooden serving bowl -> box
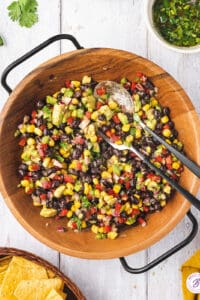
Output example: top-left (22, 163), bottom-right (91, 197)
top-left (0, 48), bottom-right (200, 259)
top-left (0, 247), bottom-right (85, 300)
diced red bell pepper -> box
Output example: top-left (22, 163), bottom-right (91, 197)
top-left (18, 138), bottom-right (27, 147)
top-left (67, 117), bottom-right (75, 124)
top-left (138, 217), bottom-right (146, 226)
top-left (73, 136), bottom-right (85, 145)
top-left (118, 217), bottom-right (126, 224)
top-left (132, 208), bottom-right (140, 215)
top-left (31, 110), bottom-right (37, 119)
top-left (31, 164), bottom-right (40, 171)
top-left (111, 134), bottom-right (121, 142)
top-left (143, 206), bottom-right (149, 212)
top-left (40, 193), bottom-right (47, 200)
top-left (136, 72), bottom-right (144, 78)
top-left (131, 82), bottom-right (136, 91)
top-left (71, 221), bottom-right (77, 229)
top-left (65, 79), bottom-right (71, 88)
top-left (115, 203), bottom-right (122, 212)
top-left (42, 180), bottom-right (52, 189)
top-left (64, 174), bottom-right (75, 183)
top-left (85, 111), bottom-right (91, 119)
top-left (76, 161), bottom-right (82, 171)
top-left (96, 86), bottom-right (106, 96)
top-left (112, 114), bottom-right (120, 124)
top-left (125, 181), bottom-right (131, 189)
top-left (96, 101), bottom-right (103, 110)
top-left (166, 155), bottom-right (172, 165)
top-left (95, 184), bottom-right (104, 191)
top-left (104, 225), bottom-right (112, 233)
top-left (39, 124), bottom-right (46, 131)
top-left (163, 124), bottom-right (170, 130)
top-left (155, 155), bottom-right (163, 163)
top-left (59, 209), bottom-right (68, 217)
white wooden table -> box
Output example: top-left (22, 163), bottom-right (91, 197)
top-left (0, 1), bottom-right (200, 299)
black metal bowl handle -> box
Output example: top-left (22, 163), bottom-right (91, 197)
top-left (119, 210), bottom-right (198, 274)
top-left (1, 34), bottom-right (83, 94)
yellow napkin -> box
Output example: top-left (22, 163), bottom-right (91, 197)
top-left (181, 249), bottom-right (200, 300)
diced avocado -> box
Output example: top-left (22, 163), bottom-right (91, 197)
top-left (74, 180), bottom-right (82, 192)
top-left (117, 112), bottom-right (128, 125)
top-left (113, 164), bottom-right (121, 176)
top-left (64, 88), bottom-right (74, 98)
top-left (133, 94), bottom-right (141, 112)
top-left (46, 96), bottom-right (57, 105)
top-left (52, 104), bottom-right (65, 126)
top-left (54, 185), bottom-right (66, 198)
top-left (42, 106), bottom-right (52, 121)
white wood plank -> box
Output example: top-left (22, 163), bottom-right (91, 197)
top-left (147, 29), bottom-right (200, 300)
top-left (0, 0), bottom-right (61, 266)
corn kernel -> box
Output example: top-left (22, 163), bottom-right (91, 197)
top-left (107, 231), bottom-right (118, 239)
top-left (81, 221), bottom-right (87, 228)
top-left (65, 126), bottom-right (73, 134)
top-left (138, 110), bottom-right (143, 117)
top-left (126, 135), bottom-right (134, 143)
top-left (143, 104), bottom-right (150, 112)
top-left (150, 98), bottom-right (158, 107)
top-left (21, 179), bottom-right (30, 187)
top-left (74, 201), bottom-right (81, 209)
top-left (93, 178), bottom-right (99, 185)
top-left (90, 135), bottom-right (97, 143)
top-left (161, 115), bottom-right (169, 124)
top-left (71, 110), bottom-right (77, 117)
top-left (108, 100), bottom-right (118, 110)
top-left (71, 205), bottom-right (76, 212)
top-left (113, 184), bottom-right (121, 194)
top-left (115, 140), bottom-right (122, 145)
top-left (101, 171), bottom-right (112, 179)
top-left (54, 185), bottom-right (65, 198)
top-left (124, 164), bottom-right (132, 172)
top-left (66, 182), bottom-right (74, 190)
top-left (71, 98), bottom-right (79, 105)
top-left (27, 138), bottom-right (35, 145)
top-left (172, 161), bottom-right (180, 170)
top-left (91, 111), bottom-right (99, 121)
top-left (19, 124), bottom-right (27, 133)
top-left (162, 128), bottom-right (171, 137)
top-left (48, 139), bottom-right (55, 147)
top-left (160, 200), bottom-right (166, 207)
top-left (82, 76), bottom-right (91, 84)
top-left (122, 124), bottom-right (131, 132)
top-left (59, 148), bottom-right (66, 156)
top-left (84, 149), bottom-right (91, 157)
top-left (94, 189), bottom-right (100, 198)
top-left (67, 210), bottom-right (73, 218)
top-left (71, 80), bottom-right (81, 88)
top-left (135, 128), bottom-right (142, 139)
top-left (34, 127), bottom-right (42, 136)
top-left (91, 225), bottom-right (99, 234)
top-left (98, 227), bottom-right (104, 233)
top-left (26, 124), bottom-right (35, 133)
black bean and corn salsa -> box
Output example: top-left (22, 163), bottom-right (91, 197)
top-left (15, 73), bottom-right (184, 239)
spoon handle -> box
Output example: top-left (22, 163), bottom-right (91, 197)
top-left (140, 121), bottom-right (200, 178)
top-left (130, 146), bottom-right (200, 211)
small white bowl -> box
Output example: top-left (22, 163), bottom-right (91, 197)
top-left (144, 0), bottom-right (200, 54)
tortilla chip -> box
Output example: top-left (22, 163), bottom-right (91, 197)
top-left (45, 288), bottom-right (67, 300)
top-left (0, 271), bottom-right (6, 285)
top-left (0, 256), bottom-right (48, 297)
top-left (14, 278), bottom-right (63, 300)
top-left (0, 256), bottom-right (12, 273)
top-left (47, 269), bottom-right (56, 278)
top-left (181, 249), bottom-right (200, 269)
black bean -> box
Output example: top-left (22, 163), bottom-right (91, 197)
top-left (98, 114), bottom-right (106, 121)
top-left (51, 180), bottom-right (60, 188)
top-left (19, 163), bottom-right (28, 171)
top-left (162, 107), bottom-right (170, 115)
top-left (154, 110), bottom-right (161, 119)
top-left (37, 99), bottom-right (45, 109)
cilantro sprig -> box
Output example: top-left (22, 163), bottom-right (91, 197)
top-left (7, 0), bottom-right (39, 28)
top-left (0, 36), bottom-right (4, 46)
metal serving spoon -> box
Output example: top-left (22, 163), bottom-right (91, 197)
top-left (94, 81), bottom-right (200, 178)
top-left (98, 130), bottom-right (200, 211)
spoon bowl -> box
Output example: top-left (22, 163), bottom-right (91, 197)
top-left (94, 80), bottom-right (200, 178)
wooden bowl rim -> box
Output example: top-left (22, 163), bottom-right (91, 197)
top-left (0, 47), bottom-right (200, 259)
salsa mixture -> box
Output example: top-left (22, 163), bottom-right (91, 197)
top-left (153, 0), bottom-right (200, 47)
top-left (15, 74), bottom-right (184, 239)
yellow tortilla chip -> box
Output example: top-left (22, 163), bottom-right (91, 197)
top-left (0, 256), bottom-right (12, 273)
top-left (45, 288), bottom-right (67, 300)
top-left (0, 256), bottom-right (48, 297)
top-left (14, 278), bottom-right (63, 300)
top-left (0, 271), bottom-right (6, 285)
top-left (47, 269), bottom-right (56, 278)
top-left (181, 249), bottom-right (200, 269)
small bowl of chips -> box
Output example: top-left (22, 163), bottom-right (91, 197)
top-left (0, 247), bottom-right (85, 300)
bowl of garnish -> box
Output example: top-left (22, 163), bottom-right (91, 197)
top-left (0, 34), bottom-right (200, 260)
top-left (145, 0), bottom-right (200, 53)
